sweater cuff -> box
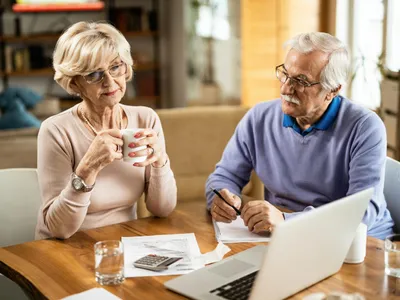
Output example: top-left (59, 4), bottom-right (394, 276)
top-left (150, 159), bottom-right (172, 177)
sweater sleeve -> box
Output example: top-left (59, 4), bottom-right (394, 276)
top-left (37, 120), bottom-right (91, 239)
top-left (144, 110), bottom-right (177, 216)
top-left (284, 113), bottom-right (390, 234)
top-left (346, 113), bottom-right (389, 231)
top-left (205, 109), bottom-right (255, 209)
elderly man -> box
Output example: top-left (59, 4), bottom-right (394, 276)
top-left (205, 32), bottom-right (394, 240)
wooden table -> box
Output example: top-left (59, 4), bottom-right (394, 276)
top-left (0, 201), bottom-right (399, 300)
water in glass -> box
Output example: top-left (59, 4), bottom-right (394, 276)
top-left (94, 240), bottom-right (124, 285)
top-left (385, 234), bottom-right (400, 277)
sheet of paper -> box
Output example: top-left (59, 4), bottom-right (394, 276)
top-left (62, 288), bottom-right (121, 300)
top-left (194, 242), bottom-right (231, 265)
top-left (213, 218), bottom-right (271, 243)
top-left (122, 233), bottom-right (204, 277)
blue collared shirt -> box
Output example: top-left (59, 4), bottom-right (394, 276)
top-left (283, 96), bottom-right (341, 136)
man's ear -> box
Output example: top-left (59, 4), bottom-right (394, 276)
top-left (326, 85), bottom-right (341, 101)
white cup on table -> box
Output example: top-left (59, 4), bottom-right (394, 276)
top-left (121, 128), bottom-right (147, 163)
top-left (344, 223), bottom-right (367, 264)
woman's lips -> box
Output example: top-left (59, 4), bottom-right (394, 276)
top-left (104, 89), bottom-right (118, 96)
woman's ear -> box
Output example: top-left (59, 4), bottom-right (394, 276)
top-left (69, 77), bottom-right (81, 95)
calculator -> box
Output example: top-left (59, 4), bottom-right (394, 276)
top-left (133, 254), bottom-right (183, 271)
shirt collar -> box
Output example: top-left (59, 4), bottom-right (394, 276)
top-left (283, 96), bottom-right (341, 135)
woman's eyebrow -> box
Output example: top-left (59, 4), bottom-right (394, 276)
top-left (109, 57), bottom-right (121, 65)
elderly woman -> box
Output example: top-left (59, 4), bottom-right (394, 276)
top-left (35, 21), bottom-right (177, 239)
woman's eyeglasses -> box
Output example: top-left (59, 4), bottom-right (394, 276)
top-left (83, 62), bottom-right (127, 84)
top-left (275, 64), bottom-right (320, 92)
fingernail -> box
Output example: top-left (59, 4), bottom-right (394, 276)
top-left (128, 152), bottom-right (135, 157)
top-left (129, 143), bottom-right (135, 148)
top-left (133, 163), bottom-right (139, 166)
top-left (134, 133), bottom-right (141, 138)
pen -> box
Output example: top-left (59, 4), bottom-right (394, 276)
top-left (210, 187), bottom-right (241, 215)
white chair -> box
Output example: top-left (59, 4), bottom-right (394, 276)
top-left (384, 157), bottom-right (400, 233)
top-left (0, 168), bottom-right (41, 300)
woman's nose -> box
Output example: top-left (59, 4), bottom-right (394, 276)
top-left (102, 72), bottom-right (113, 86)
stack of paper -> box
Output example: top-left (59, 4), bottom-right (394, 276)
top-left (122, 233), bottom-right (204, 277)
top-left (213, 218), bottom-right (271, 243)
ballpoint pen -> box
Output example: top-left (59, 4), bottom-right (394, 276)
top-left (210, 186), bottom-right (241, 215)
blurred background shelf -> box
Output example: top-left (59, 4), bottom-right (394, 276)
top-left (0, 63), bottom-right (159, 77)
top-left (1, 30), bottom-right (158, 43)
top-left (59, 96), bottom-right (158, 111)
top-left (12, 2), bottom-right (105, 13)
top-left (0, 0), bottom-right (163, 110)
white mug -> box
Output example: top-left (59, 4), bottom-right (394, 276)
top-left (121, 128), bottom-right (147, 163)
top-left (344, 223), bottom-right (367, 264)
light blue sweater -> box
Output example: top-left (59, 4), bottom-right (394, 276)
top-left (206, 96), bottom-right (394, 240)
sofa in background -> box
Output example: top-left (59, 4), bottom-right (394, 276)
top-left (0, 105), bottom-right (263, 217)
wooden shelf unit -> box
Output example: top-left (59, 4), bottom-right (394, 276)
top-left (1, 30), bottom-right (157, 43)
top-left (59, 96), bottom-right (158, 111)
top-left (0, 0), bottom-right (162, 109)
top-left (0, 63), bottom-right (159, 77)
top-left (12, 2), bottom-right (105, 13)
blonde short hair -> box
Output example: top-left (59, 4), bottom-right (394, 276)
top-left (53, 21), bottom-right (134, 94)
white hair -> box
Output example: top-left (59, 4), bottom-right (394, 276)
top-left (284, 32), bottom-right (349, 91)
top-left (53, 21), bottom-right (134, 94)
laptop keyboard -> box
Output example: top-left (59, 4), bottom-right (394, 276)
top-left (209, 271), bottom-right (258, 300)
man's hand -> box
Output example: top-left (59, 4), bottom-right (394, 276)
top-left (210, 189), bottom-right (242, 223)
top-left (241, 200), bottom-right (284, 233)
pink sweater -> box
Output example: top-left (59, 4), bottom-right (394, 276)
top-left (35, 104), bottom-right (177, 239)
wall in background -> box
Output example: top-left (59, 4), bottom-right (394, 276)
top-left (241, 0), bottom-right (321, 107)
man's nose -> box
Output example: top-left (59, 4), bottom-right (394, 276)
top-left (280, 78), bottom-right (294, 95)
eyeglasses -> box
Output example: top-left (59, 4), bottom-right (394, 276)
top-left (83, 62), bottom-right (127, 84)
top-left (275, 64), bottom-right (320, 92)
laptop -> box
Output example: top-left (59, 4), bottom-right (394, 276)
top-left (165, 188), bottom-right (373, 300)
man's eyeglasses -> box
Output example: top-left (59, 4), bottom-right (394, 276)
top-left (83, 62), bottom-right (127, 84)
top-left (275, 64), bottom-right (320, 92)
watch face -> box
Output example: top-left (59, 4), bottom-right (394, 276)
top-left (72, 178), bottom-right (83, 190)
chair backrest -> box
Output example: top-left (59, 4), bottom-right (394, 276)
top-left (0, 168), bottom-right (41, 246)
top-left (384, 157), bottom-right (400, 233)
top-left (157, 105), bottom-right (263, 201)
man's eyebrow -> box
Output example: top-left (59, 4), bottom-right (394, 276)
top-left (283, 65), bottom-right (311, 81)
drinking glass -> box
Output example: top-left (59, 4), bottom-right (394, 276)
top-left (385, 234), bottom-right (400, 277)
top-left (94, 240), bottom-right (125, 285)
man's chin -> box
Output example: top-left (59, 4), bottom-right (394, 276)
top-left (281, 100), bottom-right (299, 115)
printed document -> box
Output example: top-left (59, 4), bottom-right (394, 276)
top-left (122, 233), bottom-right (204, 277)
top-left (213, 218), bottom-right (271, 243)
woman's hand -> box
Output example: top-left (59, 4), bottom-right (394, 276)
top-left (127, 129), bottom-right (168, 168)
top-left (75, 129), bottom-right (123, 184)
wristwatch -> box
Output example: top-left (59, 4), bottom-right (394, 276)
top-left (71, 172), bottom-right (95, 192)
